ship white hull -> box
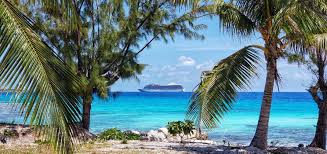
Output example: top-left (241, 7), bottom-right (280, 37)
top-left (138, 89), bottom-right (184, 92)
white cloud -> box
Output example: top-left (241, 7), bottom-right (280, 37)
top-left (178, 56), bottom-right (196, 66)
top-left (161, 65), bottom-right (177, 71)
top-left (196, 60), bottom-right (214, 70)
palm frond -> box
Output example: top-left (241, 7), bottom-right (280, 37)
top-left (315, 34), bottom-right (327, 50)
top-left (0, 0), bottom-right (82, 153)
top-left (273, 0), bottom-right (327, 37)
top-left (171, 0), bottom-right (202, 7)
top-left (186, 46), bottom-right (261, 128)
top-left (213, 1), bottom-right (256, 36)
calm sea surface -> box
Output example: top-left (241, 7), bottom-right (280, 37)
top-left (0, 92), bottom-right (318, 146)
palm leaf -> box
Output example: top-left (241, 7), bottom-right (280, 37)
top-left (273, 0), bottom-right (327, 37)
top-left (213, 1), bottom-right (256, 36)
top-left (0, 0), bottom-right (82, 153)
top-left (315, 34), bottom-right (327, 50)
top-left (171, 0), bottom-right (202, 7)
top-left (186, 46), bottom-right (261, 128)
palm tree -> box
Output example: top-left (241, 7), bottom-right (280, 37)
top-left (185, 0), bottom-right (327, 149)
top-left (0, 0), bottom-right (82, 153)
top-left (287, 33), bottom-right (327, 149)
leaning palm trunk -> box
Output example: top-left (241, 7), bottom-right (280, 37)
top-left (307, 54), bottom-right (327, 149)
top-left (309, 102), bottom-right (327, 149)
top-left (250, 57), bottom-right (276, 149)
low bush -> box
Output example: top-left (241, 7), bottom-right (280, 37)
top-left (97, 128), bottom-right (141, 141)
top-left (121, 139), bottom-right (128, 144)
top-left (123, 131), bottom-right (141, 140)
top-left (34, 140), bottom-right (50, 145)
top-left (167, 120), bottom-right (195, 143)
top-left (3, 129), bottom-right (19, 138)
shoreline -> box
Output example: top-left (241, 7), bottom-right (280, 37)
top-left (1, 140), bottom-right (326, 154)
top-left (0, 124), bottom-right (325, 153)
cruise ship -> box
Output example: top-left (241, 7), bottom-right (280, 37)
top-left (138, 84), bottom-right (184, 92)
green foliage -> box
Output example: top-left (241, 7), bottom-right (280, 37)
top-left (182, 120), bottom-right (195, 135)
top-left (3, 129), bottom-right (18, 138)
top-left (97, 128), bottom-right (124, 140)
top-left (34, 140), bottom-right (51, 145)
top-left (97, 128), bottom-right (141, 141)
top-left (0, 0), bottom-right (83, 153)
top-left (123, 131), bottom-right (142, 140)
top-left (166, 120), bottom-right (195, 137)
top-left (5, 0), bottom-right (206, 151)
top-left (121, 139), bottom-right (128, 144)
top-left (187, 0), bottom-right (327, 133)
top-left (187, 47), bottom-right (261, 128)
top-left (18, 0), bottom-right (206, 100)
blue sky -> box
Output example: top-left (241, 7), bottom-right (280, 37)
top-left (111, 17), bottom-right (312, 92)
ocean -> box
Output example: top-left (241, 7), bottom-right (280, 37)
top-left (90, 92), bottom-right (317, 146)
top-left (0, 92), bottom-right (318, 146)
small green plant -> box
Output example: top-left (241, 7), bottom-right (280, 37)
top-left (167, 120), bottom-right (195, 143)
top-left (97, 128), bottom-right (141, 141)
top-left (123, 132), bottom-right (141, 140)
top-left (34, 140), bottom-right (50, 145)
top-left (98, 128), bottom-right (124, 140)
top-left (121, 139), bottom-right (128, 144)
top-left (3, 129), bottom-right (19, 138)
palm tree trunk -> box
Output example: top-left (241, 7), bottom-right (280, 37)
top-left (309, 103), bottom-right (327, 149)
top-left (82, 94), bottom-right (93, 130)
top-left (250, 58), bottom-right (276, 149)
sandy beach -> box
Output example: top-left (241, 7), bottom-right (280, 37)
top-left (0, 124), bottom-right (325, 154)
top-left (0, 140), bottom-right (326, 154)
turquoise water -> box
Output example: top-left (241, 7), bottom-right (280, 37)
top-left (0, 92), bottom-right (318, 146)
top-left (90, 92), bottom-right (317, 146)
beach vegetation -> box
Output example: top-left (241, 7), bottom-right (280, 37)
top-left (184, 0), bottom-right (327, 150)
top-left (3, 129), bottom-right (19, 138)
top-left (167, 120), bottom-right (195, 143)
top-left (34, 140), bottom-right (51, 145)
top-left (121, 139), bottom-right (128, 144)
top-left (97, 128), bottom-right (141, 141)
top-left (0, 0), bottom-right (207, 152)
top-left (16, 0), bottom-right (206, 131)
top-left (1, 0), bottom-right (326, 153)
top-left (0, 0), bottom-right (83, 152)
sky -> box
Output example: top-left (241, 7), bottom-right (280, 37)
top-left (111, 16), bottom-right (313, 92)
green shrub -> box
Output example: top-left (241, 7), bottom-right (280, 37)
top-left (123, 132), bottom-right (141, 140)
top-left (97, 128), bottom-right (141, 141)
top-left (34, 140), bottom-right (50, 145)
top-left (98, 128), bottom-right (124, 140)
top-left (3, 129), bottom-right (19, 138)
top-left (121, 139), bottom-right (128, 144)
top-left (167, 120), bottom-right (195, 143)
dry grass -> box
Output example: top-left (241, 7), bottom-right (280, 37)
top-left (0, 144), bottom-right (54, 154)
top-left (0, 141), bottom-right (187, 154)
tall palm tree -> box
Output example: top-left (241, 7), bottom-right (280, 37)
top-left (287, 33), bottom-right (327, 149)
top-left (0, 0), bottom-right (82, 153)
top-left (185, 0), bottom-right (327, 149)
